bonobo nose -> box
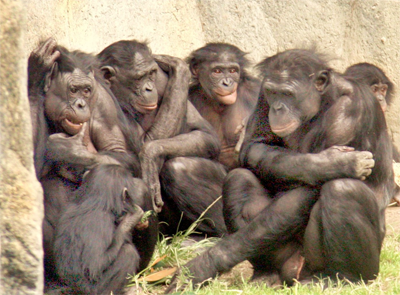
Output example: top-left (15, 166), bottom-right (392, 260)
top-left (145, 82), bottom-right (154, 92)
top-left (273, 102), bottom-right (284, 112)
top-left (75, 98), bottom-right (86, 109)
top-left (222, 78), bottom-right (232, 87)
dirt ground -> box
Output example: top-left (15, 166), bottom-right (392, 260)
top-left (385, 205), bottom-right (400, 235)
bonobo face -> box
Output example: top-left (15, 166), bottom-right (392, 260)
top-left (370, 82), bottom-right (388, 112)
top-left (198, 52), bottom-right (240, 105)
top-left (263, 70), bottom-right (323, 138)
top-left (111, 51), bottom-right (160, 115)
top-left (45, 68), bottom-right (93, 135)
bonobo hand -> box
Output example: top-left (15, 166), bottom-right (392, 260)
top-left (319, 145), bottom-right (375, 180)
top-left (28, 37), bottom-right (60, 94)
top-left (120, 205), bottom-right (144, 235)
top-left (46, 123), bottom-right (94, 166)
top-left (153, 54), bottom-right (190, 80)
top-left (139, 141), bottom-right (165, 213)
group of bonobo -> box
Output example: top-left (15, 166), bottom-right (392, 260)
top-left (28, 38), bottom-right (398, 294)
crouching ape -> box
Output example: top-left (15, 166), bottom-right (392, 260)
top-left (28, 38), bottom-right (157, 289)
top-left (97, 40), bottom-right (227, 237)
top-left (54, 165), bottom-right (150, 295)
top-left (166, 49), bottom-right (395, 292)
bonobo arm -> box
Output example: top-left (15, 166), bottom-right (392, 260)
top-left (144, 55), bottom-right (190, 141)
top-left (140, 102), bottom-right (221, 212)
top-left (28, 38), bottom-right (60, 177)
top-left (85, 205), bottom-right (144, 278)
top-left (240, 98), bottom-right (374, 187)
top-left (28, 38), bottom-right (60, 98)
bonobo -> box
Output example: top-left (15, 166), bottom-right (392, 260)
top-left (345, 62), bottom-right (394, 112)
top-left (54, 165), bottom-right (150, 295)
top-left (97, 40), bottom-right (227, 237)
top-left (345, 62), bottom-right (400, 204)
top-left (166, 49), bottom-right (394, 291)
top-left (187, 43), bottom-right (260, 169)
top-left (28, 38), bottom-right (156, 287)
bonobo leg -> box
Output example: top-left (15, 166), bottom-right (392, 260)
top-left (223, 168), bottom-right (271, 233)
top-left (159, 157), bottom-right (227, 237)
top-left (42, 174), bottom-right (78, 284)
top-left (223, 169), bottom-right (306, 285)
top-left (302, 178), bottom-right (382, 282)
top-left (166, 185), bottom-right (319, 291)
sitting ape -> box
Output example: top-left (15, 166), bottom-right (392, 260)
top-left (97, 40), bottom-right (227, 236)
top-left (28, 38), bottom-right (157, 287)
top-left (187, 43), bottom-right (260, 169)
top-left (344, 63), bottom-right (400, 204)
top-left (167, 49), bottom-right (394, 291)
top-left (54, 165), bottom-right (150, 295)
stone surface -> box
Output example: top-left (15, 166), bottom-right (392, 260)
top-left (0, 0), bottom-right (44, 294)
top-left (0, 1), bottom-right (399, 293)
top-left (23, 0), bottom-right (399, 150)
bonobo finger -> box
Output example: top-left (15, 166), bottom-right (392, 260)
top-left (37, 38), bottom-right (56, 55)
top-left (132, 204), bottom-right (144, 220)
top-left (360, 151), bottom-right (374, 160)
top-left (39, 38), bottom-right (60, 64)
top-left (152, 195), bottom-right (164, 213)
top-left (332, 145), bottom-right (355, 152)
top-left (365, 159), bottom-right (375, 169)
top-left (49, 132), bottom-right (69, 140)
top-left (153, 54), bottom-right (174, 72)
top-left (71, 122), bottom-right (87, 140)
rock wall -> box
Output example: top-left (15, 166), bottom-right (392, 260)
top-left (0, 0), bottom-right (399, 293)
top-left (0, 1), bottom-right (44, 294)
top-left (24, 0), bottom-right (400, 148)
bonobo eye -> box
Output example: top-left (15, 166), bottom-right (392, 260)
top-left (213, 68), bottom-right (222, 74)
top-left (371, 85), bottom-right (379, 93)
top-left (70, 87), bottom-right (78, 94)
top-left (83, 87), bottom-right (92, 95)
top-left (229, 68), bottom-right (237, 74)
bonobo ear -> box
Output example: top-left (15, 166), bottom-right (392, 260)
top-left (44, 62), bottom-right (58, 93)
top-left (189, 63), bottom-right (199, 78)
top-left (314, 70), bottom-right (330, 92)
top-left (100, 65), bottom-right (116, 85)
top-left (122, 187), bottom-right (130, 203)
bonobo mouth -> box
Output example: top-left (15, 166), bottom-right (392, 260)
top-left (136, 102), bottom-right (158, 112)
top-left (270, 121), bottom-right (300, 137)
top-left (61, 118), bottom-right (87, 135)
top-left (214, 89), bottom-right (238, 105)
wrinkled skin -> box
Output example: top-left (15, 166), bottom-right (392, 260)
top-left (97, 40), bottom-right (227, 237)
top-left (166, 50), bottom-right (395, 293)
top-left (28, 38), bottom-right (156, 290)
top-left (187, 43), bottom-right (260, 169)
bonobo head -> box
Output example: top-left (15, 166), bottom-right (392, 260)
top-left (78, 165), bottom-right (147, 216)
top-left (187, 43), bottom-right (251, 106)
top-left (44, 46), bottom-right (95, 136)
top-left (97, 40), bottom-right (168, 114)
top-left (257, 49), bottom-right (339, 138)
top-left (344, 62), bottom-right (394, 112)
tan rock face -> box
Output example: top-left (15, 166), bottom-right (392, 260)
top-left (23, 0), bottom-right (399, 151)
top-left (1, 1), bottom-right (399, 293)
top-left (1, 1), bottom-right (44, 294)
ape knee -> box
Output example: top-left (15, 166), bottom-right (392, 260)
top-left (321, 178), bottom-right (376, 205)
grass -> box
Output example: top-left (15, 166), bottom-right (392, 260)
top-left (128, 218), bottom-right (400, 295)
